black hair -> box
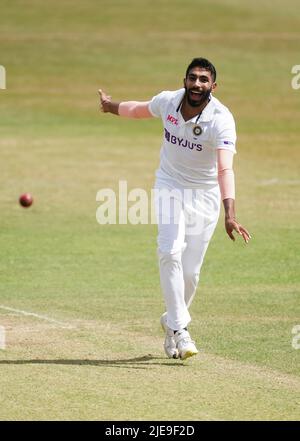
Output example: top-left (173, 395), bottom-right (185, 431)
top-left (185, 58), bottom-right (217, 82)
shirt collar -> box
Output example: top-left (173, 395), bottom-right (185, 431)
top-left (197, 97), bottom-right (215, 122)
top-left (173, 89), bottom-right (215, 123)
top-left (173, 88), bottom-right (185, 112)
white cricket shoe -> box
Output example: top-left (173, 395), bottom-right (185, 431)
top-left (160, 313), bottom-right (179, 359)
top-left (174, 329), bottom-right (198, 360)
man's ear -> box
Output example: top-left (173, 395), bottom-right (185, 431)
top-left (211, 82), bottom-right (217, 93)
top-left (183, 78), bottom-right (186, 88)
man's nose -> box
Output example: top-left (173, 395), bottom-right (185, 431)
top-left (195, 78), bottom-right (202, 88)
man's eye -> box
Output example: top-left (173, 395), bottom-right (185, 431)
top-left (189, 76), bottom-right (209, 82)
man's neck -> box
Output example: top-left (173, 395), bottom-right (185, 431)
top-left (180, 96), bottom-right (210, 122)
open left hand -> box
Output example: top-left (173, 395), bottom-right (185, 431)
top-left (225, 218), bottom-right (251, 244)
top-left (98, 89), bottom-right (112, 112)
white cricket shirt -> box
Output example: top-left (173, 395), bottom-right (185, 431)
top-left (148, 88), bottom-right (236, 186)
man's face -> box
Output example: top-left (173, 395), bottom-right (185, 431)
top-left (184, 67), bottom-right (217, 107)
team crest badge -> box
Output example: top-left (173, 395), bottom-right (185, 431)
top-left (193, 125), bottom-right (202, 136)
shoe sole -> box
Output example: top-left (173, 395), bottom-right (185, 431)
top-left (179, 350), bottom-right (198, 360)
top-left (160, 320), bottom-right (166, 333)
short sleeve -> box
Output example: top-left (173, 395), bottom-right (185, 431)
top-left (214, 113), bottom-right (237, 154)
top-left (148, 91), bottom-right (171, 118)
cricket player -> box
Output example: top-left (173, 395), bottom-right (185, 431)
top-left (99, 58), bottom-right (251, 360)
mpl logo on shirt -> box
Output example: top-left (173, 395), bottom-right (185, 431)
top-left (167, 114), bottom-right (179, 126)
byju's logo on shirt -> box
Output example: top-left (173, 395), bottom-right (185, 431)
top-left (164, 128), bottom-right (203, 152)
top-left (167, 114), bottom-right (179, 126)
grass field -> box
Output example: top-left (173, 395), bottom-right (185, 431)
top-left (0, 0), bottom-right (299, 421)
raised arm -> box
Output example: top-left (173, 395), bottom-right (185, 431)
top-left (98, 89), bottom-right (153, 119)
top-left (217, 149), bottom-right (251, 244)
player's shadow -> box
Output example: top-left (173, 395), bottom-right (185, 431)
top-left (0, 355), bottom-right (185, 369)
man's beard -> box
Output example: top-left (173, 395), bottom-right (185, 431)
top-left (185, 87), bottom-right (211, 108)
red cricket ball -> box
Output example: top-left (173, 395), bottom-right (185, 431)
top-left (19, 193), bottom-right (33, 208)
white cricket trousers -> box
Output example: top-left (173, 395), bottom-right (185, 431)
top-left (155, 176), bottom-right (221, 331)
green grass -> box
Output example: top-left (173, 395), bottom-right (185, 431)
top-left (0, 0), bottom-right (300, 421)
